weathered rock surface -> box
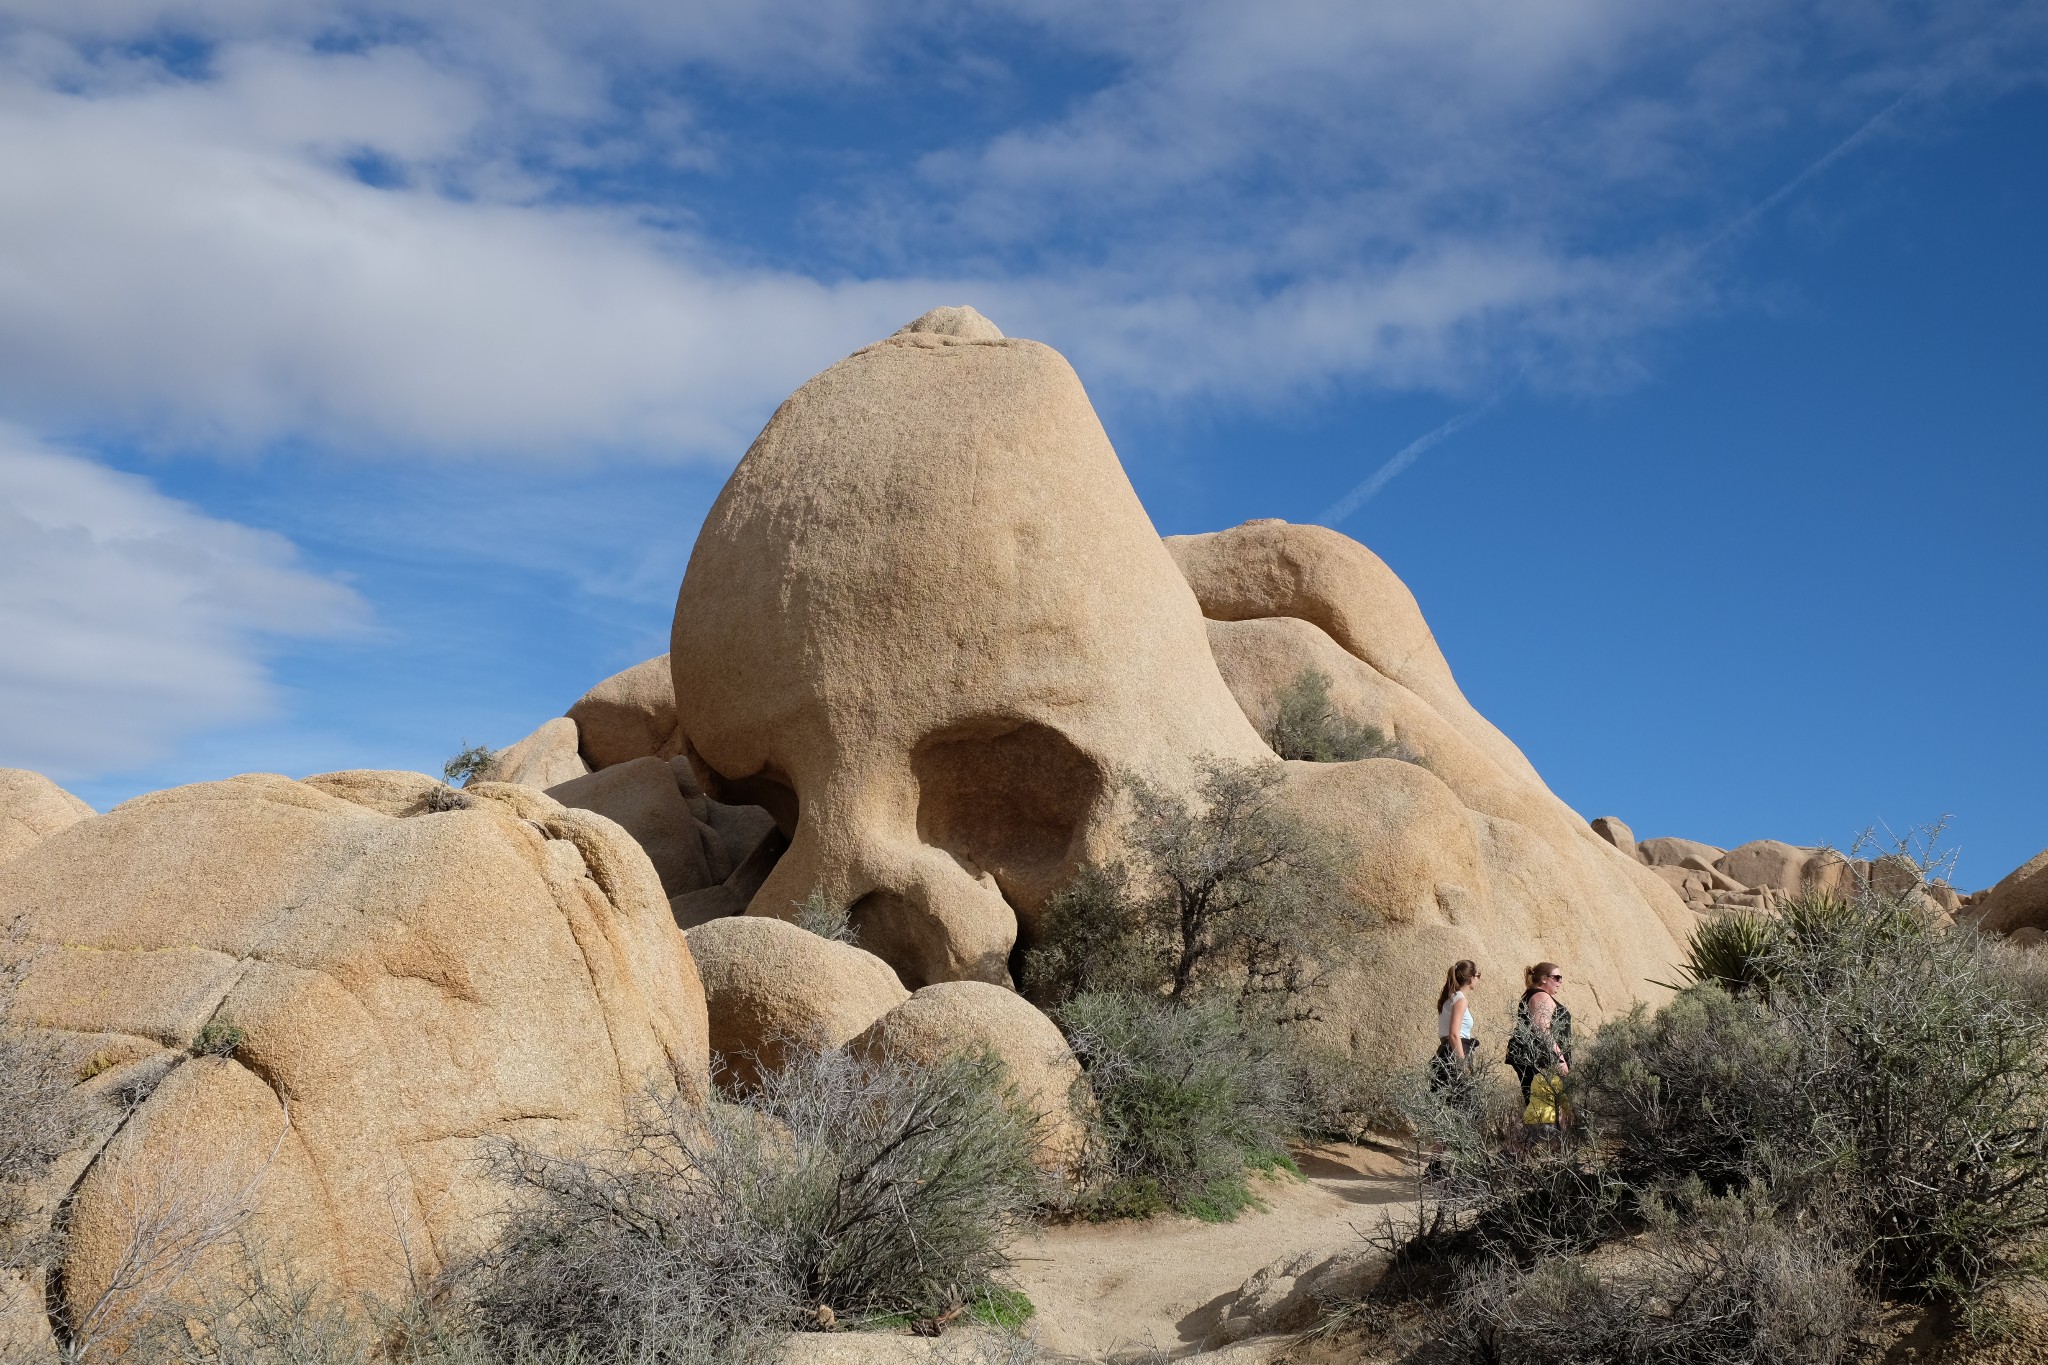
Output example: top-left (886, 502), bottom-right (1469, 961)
top-left (686, 916), bottom-right (908, 1088)
top-left (1970, 850), bottom-right (2048, 936)
top-left (0, 772), bottom-right (709, 1337)
top-left (1175, 521), bottom-right (1694, 1059)
top-left (671, 314), bottom-right (1267, 989)
top-left (568, 654), bottom-right (684, 770)
top-left (0, 768), bottom-right (93, 868)
top-left (851, 980), bottom-right (1087, 1171)
top-left (482, 715), bottom-right (590, 788)
top-left (544, 755), bottom-right (779, 921)
top-left (1637, 836), bottom-right (1727, 869)
top-left (1589, 816), bottom-right (1636, 857)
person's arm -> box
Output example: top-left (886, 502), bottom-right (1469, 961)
top-left (1451, 998), bottom-right (1470, 1060)
top-left (1527, 994), bottom-right (1569, 1073)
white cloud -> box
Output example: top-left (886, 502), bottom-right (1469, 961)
top-left (0, 0), bottom-right (2039, 459)
top-left (0, 430), bottom-right (367, 776)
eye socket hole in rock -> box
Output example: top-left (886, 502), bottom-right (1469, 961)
top-left (912, 718), bottom-right (1106, 912)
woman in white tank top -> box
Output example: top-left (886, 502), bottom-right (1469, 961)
top-left (1430, 960), bottom-right (1483, 1093)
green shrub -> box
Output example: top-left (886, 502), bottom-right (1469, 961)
top-left (441, 742), bottom-right (497, 788)
top-left (191, 1017), bottom-right (247, 1059)
top-left (1263, 668), bottom-right (1409, 764)
top-left (1024, 758), bottom-right (1373, 1015)
top-left (464, 1043), bottom-right (1044, 1361)
top-left (1573, 984), bottom-right (1795, 1191)
top-left (1056, 990), bottom-right (1300, 1220)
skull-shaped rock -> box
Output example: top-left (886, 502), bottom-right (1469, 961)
top-left (671, 308), bottom-right (1266, 987)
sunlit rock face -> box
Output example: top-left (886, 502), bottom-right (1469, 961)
top-left (671, 306), bottom-right (1692, 1057)
top-left (671, 307), bottom-right (1266, 988)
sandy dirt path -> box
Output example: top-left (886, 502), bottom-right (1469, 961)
top-left (1005, 1144), bottom-right (1416, 1360)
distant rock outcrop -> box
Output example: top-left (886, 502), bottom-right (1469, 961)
top-left (0, 768), bottom-right (92, 868)
top-left (1966, 850), bottom-right (2048, 936)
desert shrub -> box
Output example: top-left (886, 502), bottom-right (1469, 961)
top-left (1262, 668), bottom-right (1396, 763)
top-left (1585, 875), bottom-right (2048, 1304)
top-left (790, 889), bottom-right (857, 945)
top-left (1573, 984), bottom-right (1796, 1191)
top-left (191, 1017), bottom-right (248, 1059)
top-left (442, 743), bottom-right (497, 788)
top-left (1055, 990), bottom-right (1299, 1220)
top-left (463, 1043), bottom-right (1043, 1362)
top-left (1428, 1211), bottom-right (1865, 1365)
top-left (1761, 887), bottom-right (2048, 1300)
top-left (1024, 758), bottom-right (1373, 1014)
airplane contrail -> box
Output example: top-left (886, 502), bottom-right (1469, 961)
top-left (1317, 395), bottom-right (1501, 527)
top-left (1317, 71), bottom-right (1950, 529)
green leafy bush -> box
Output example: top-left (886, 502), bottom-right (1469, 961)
top-left (1676, 912), bottom-right (1777, 996)
top-left (1055, 990), bottom-right (1300, 1220)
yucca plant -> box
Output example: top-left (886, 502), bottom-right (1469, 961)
top-left (1679, 912), bottom-right (1779, 997)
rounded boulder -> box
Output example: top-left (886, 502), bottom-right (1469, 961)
top-left (686, 916), bottom-right (909, 1088)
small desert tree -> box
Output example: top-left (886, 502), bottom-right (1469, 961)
top-left (1029, 757), bottom-right (1372, 1015)
top-left (441, 742), bottom-right (496, 788)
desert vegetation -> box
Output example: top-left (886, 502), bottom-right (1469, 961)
top-left (1262, 667), bottom-right (1419, 765)
top-left (1023, 758), bottom-right (1378, 1219)
top-left (1329, 841), bottom-right (2048, 1363)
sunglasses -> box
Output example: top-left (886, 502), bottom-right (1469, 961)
top-left (1546, 973), bottom-right (1564, 981)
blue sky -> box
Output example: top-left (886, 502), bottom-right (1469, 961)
top-left (1, 0), bottom-right (2043, 887)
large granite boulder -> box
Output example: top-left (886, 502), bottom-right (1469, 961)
top-left (671, 306), bottom-right (1267, 989)
top-left (0, 771), bottom-right (708, 1345)
top-left (666, 309), bottom-right (1691, 1064)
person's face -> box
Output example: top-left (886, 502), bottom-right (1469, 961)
top-left (1542, 969), bottom-right (1564, 996)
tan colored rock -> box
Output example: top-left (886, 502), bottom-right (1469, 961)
top-left (548, 757), bottom-right (717, 900)
top-left (568, 655), bottom-right (684, 770)
top-left (1715, 840), bottom-right (1859, 900)
top-left (0, 768), bottom-right (93, 868)
top-left (0, 772), bottom-right (708, 1331)
top-left (850, 981), bottom-right (1087, 1171)
top-left (1589, 816), bottom-right (1637, 860)
top-left (1637, 836), bottom-right (1727, 869)
top-left (1177, 520), bottom-right (1692, 1060)
top-left (685, 916), bottom-right (908, 1088)
top-left (1972, 850), bottom-right (2048, 936)
top-left (483, 716), bottom-right (590, 788)
top-left (671, 315), bottom-right (1267, 989)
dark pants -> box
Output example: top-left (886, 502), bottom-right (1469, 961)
top-left (1513, 1064), bottom-right (1537, 1101)
top-left (1430, 1036), bottom-right (1481, 1093)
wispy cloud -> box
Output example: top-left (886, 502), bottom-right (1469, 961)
top-left (0, 1), bottom-right (2040, 461)
top-left (0, 429), bottom-right (367, 777)
top-left (1318, 398), bottom-right (1503, 527)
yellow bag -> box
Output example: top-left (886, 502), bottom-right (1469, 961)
top-left (1523, 1072), bottom-right (1567, 1126)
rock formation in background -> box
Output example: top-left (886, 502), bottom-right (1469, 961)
top-left (1588, 817), bottom-right (1968, 922)
top-left (1961, 850), bottom-right (2048, 944)
top-left (0, 768), bottom-right (93, 867)
top-left (0, 771), bottom-right (708, 1351)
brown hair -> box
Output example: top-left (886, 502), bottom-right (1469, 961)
top-left (1524, 962), bottom-right (1562, 991)
top-left (1437, 960), bottom-right (1480, 1009)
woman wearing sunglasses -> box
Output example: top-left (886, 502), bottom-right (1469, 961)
top-left (1507, 961), bottom-right (1573, 1102)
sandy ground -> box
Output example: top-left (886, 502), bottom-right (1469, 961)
top-left (1005, 1143), bottom-right (1415, 1360)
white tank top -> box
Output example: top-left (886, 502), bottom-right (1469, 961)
top-left (1439, 990), bottom-right (1473, 1040)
